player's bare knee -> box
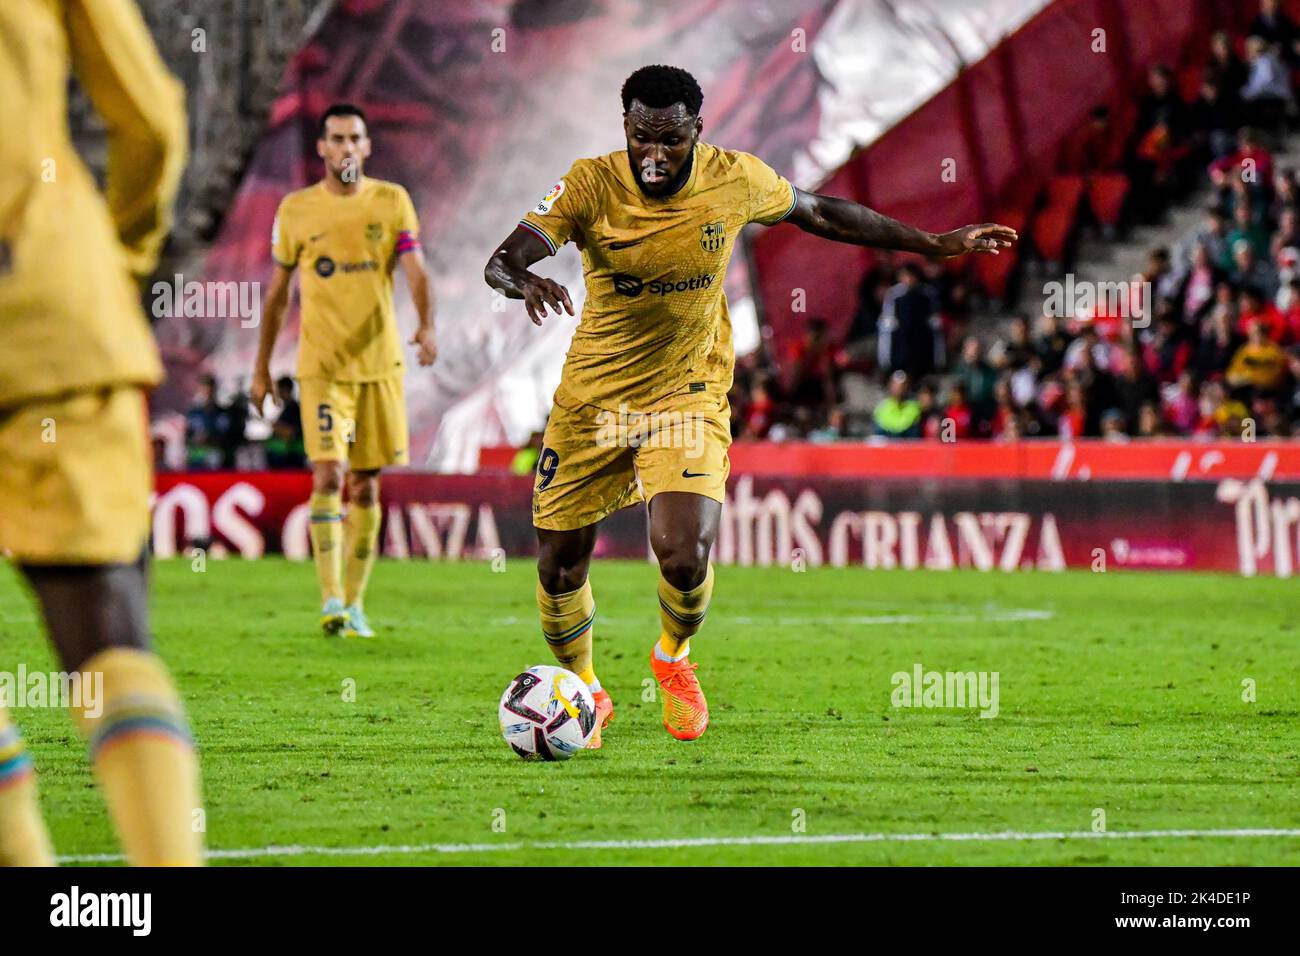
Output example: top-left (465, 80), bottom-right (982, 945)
top-left (312, 462), bottom-right (344, 495)
top-left (537, 556), bottom-right (588, 595)
top-left (658, 543), bottom-right (708, 591)
top-left (349, 471), bottom-right (380, 506)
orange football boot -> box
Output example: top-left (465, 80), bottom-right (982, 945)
top-left (649, 649), bottom-right (709, 740)
top-left (586, 688), bottom-right (614, 749)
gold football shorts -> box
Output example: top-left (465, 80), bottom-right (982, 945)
top-left (299, 375), bottom-right (409, 471)
top-left (532, 394), bottom-right (731, 531)
top-left (0, 386), bottom-right (151, 565)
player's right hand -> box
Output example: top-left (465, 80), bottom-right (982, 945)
top-left (521, 276), bottom-right (573, 325)
top-left (250, 369), bottom-right (274, 418)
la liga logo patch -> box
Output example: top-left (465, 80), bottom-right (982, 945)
top-left (534, 180), bottom-right (565, 214)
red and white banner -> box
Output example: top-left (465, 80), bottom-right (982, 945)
top-left (153, 465), bottom-right (1300, 577)
top-left (480, 440), bottom-right (1300, 481)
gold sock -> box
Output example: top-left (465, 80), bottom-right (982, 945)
top-left (0, 706), bottom-right (54, 866)
top-left (657, 563), bottom-right (714, 658)
top-left (343, 502), bottom-right (381, 608)
top-left (74, 648), bottom-right (203, 866)
top-left (536, 579), bottom-right (597, 685)
top-left (309, 491), bottom-right (344, 604)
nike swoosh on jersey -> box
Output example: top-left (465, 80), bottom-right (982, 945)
top-left (608, 239), bottom-right (642, 249)
top-left (681, 469), bottom-right (710, 478)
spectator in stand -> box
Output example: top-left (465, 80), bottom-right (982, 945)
top-left (1237, 285), bottom-right (1287, 341)
top-left (1275, 246), bottom-right (1300, 307)
top-left (1280, 276), bottom-right (1300, 338)
top-left (1058, 378), bottom-right (1088, 439)
top-left (1163, 370), bottom-right (1201, 433)
top-left (917, 381), bottom-right (942, 438)
top-left (1196, 301), bottom-right (1242, 379)
top-left (1033, 311), bottom-right (1070, 375)
top-left (807, 407), bottom-right (846, 443)
top-left (941, 382), bottom-right (974, 440)
top-left (1100, 408), bottom-right (1130, 442)
top-left (740, 371), bottom-right (776, 439)
top-left (264, 376), bottom-right (306, 469)
top-left (1227, 318), bottom-right (1289, 392)
top-left (1180, 241), bottom-right (1225, 322)
top-left (988, 378), bottom-right (1019, 438)
top-left (1207, 31), bottom-right (1249, 102)
top-left (872, 370), bottom-right (922, 438)
top-left (877, 263), bottom-right (942, 381)
top-left (1210, 128), bottom-right (1275, 201)
top-left (953, 336), bottom-right (996, 427)
top-left (786, 317), bottom-right (837, 421)
top-left (1113, 347), bottom-right (1160, 431)
top-left (1230, 239), bottom-right (1279, 299)
top-left (1271, 207), bottom-right (1300, 258)
top-left (1136, 64), bottom-right (1187, 141)
top-left (1133, 65), bottom-right (1192, 219)
top-left (1136, 401), bottom-right (1171, 437)
top-left (1180, 206), bottom-right (1229, 270)
top-left (1249, 0), bottom-right (1300, 63)
top-left (1142, 315), bottom-right (1192, 384)
top-left (1225, 200), bottom-right (1271, 263)
top-left (185, 374), bottom-right (229, 470)
top-left (1240, 35), bottom-right (1293, 127)
top-left (1188, 76), bottom-right (1239, 162)
top-left (1273, 168), bottom-right (1300, 219)
top-left (1060, 105), bottom-right (1123, 173)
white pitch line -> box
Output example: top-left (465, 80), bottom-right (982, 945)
top-left (56, 827), bottom-right (1300, 864)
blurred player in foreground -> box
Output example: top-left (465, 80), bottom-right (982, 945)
top-left (252, 104), bottom-right (437, 639)
top-left (0, 0), bottom-right (201, 865)
top-left (485, 65), bottom-right (1016, 746)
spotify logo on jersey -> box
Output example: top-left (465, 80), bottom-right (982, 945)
top-left (612, 272), bottom-right (716, 297)
top-left (612, 273), bottom-right (644, 297)
top-left (315, 256), bottom-right (336, 278)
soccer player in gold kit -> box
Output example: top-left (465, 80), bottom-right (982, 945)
top-left (485, 65), bottom-right (1016, 747)
top-left (0, 0), bottom-right (202, 865)
top-left (252, 104), bottom-right (437, 639)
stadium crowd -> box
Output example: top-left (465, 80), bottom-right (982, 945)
top-left (175, 15), bottom-right (1300, 471)
top-left (730, 17), bottom-right (1300, 442)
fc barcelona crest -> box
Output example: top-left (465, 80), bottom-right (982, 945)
top-left (366, 222), bottom-right (383, 242)
top-left (699, 221), bottom-right (725, 253)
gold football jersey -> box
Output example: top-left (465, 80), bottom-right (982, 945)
top-left (272, 177), bottom-right (421, 382)
top-left (520, 143), bottom-right (796, 412)
top-left (0, 0), bottom-right (185, 406)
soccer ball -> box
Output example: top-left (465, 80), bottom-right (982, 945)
top-left (499, 665), bottom-right (597, 760)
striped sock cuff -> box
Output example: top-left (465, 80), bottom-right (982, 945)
top-left (88, 695), bottom-right (194, 760)
top-left (658, 597), bottom-right (708, 627)
top-left (0, 726), bottom-right (34, 788)
top-left (544, 606), bottom-right (596, 646)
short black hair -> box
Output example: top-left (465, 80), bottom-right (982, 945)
top-left (621, 65), bottom-right (703, 116)
top-left (319, 103), bottom-right (368, 138)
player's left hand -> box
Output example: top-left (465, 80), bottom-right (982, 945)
top-left (936, 223), bottom-right (1018, 257)
top-left (411, 326), bottom-right (438, 366)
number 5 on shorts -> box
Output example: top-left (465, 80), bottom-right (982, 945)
top-left (317, 403), bottom-right (333, 434)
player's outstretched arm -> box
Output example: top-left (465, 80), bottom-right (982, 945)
top-left (785, 189), bottom-right (1018, 257)
top-left (484, 227), bottom-right (574, 325)
top-left (250, 263), bottom-right (294, 415)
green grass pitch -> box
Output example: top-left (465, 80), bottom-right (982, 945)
top-left (2, 558), bottom-right (1297, 866)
